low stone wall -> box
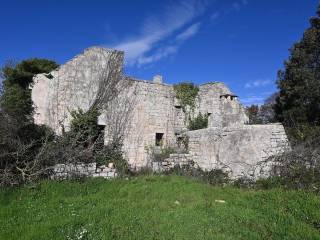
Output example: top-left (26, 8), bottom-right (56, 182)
top-left (52, 162), bottom-right (118, 179)
top-left (187, 124), bottom-right (290, 179)
top-left (151, 154), bottom-right (195, 172)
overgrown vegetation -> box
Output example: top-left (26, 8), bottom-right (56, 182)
top-left (0, 175), bottom-right (319, 240)
top-left (146, 145), bottom-right (177, 163)
top-left (275, 5), bottom-right (320, 130)
top-left (0, 59), bottom-right (58, 186)
top-left (188, 112), bottom-right (209, 130)
top-left (1, 59), bottom-right (58, 122)
top-left (38, 108), bottom-right (128, 177)
top-left (173, 82), bottom-right (199, 111)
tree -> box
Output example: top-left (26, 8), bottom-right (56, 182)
top-left (0, 59), bottom-right (58, 122)
top-left (246, 105), bottom-right (260, 124)
top-left (275, 5), bottom-right (320, 127)
top-left (0, 59), bottom-right (58, 185)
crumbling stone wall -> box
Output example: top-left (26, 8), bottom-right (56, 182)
top-left (151, 154), bottom-right (194, 172)
top-left (52, 162), bottom-right (117, 179)
top-left (113, 79), bottom-right (177, 168)
top-left (32, 47), bottom-right (123, 134)
top-left (187, 124), bottom-right (290, 179)
top-left (197, 83), bottom-right (248, 128)
top-left (31, 47), bottom-right (290, 179)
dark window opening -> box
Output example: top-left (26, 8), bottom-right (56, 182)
top-left (155, 133), bottom-right (164, 146)
top-left (207, 113), bottom-right (212, 117)
top-left (175, 105), bottom-right (182, 109)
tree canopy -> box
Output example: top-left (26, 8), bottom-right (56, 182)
top-left (275, 5), bottom-right (320, 127)
top-left (0, 58), bottom-right (58, 122)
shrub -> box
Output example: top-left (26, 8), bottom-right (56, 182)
top-left (173, 82), bottom-right (199, 111)
top-left (233, 176), bottom-right (255, 188)
top-left (188, 113), bottom-right (209, 130)
top-left (98, 140), bottom-right (129, 176)
top-left (269, 135), bottom-right (320, 192)
top-left (147, 146), bottom-right (176, 162)
top-left (202, 169), bottom-right (230, 186)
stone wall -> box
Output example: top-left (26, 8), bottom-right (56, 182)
top-left (32, 47), bottom-right (123, 134)
top-left (98, 79), bottom-right (250, 169)
top-left (187, 124), bottom-right (290, 179)
top-left (197, 83), bottom-right (248, 128)
top-left (151, 154), bottom-right (195, 172)
top-left (31, 47), bottom-right (290, 179)
top-left (52, 162), bottom-right (117, 179)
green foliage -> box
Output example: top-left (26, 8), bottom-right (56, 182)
top-left (173, 82), bottom-right (199, 111)
top-left (203, 169), bottom-right (230, 186)
top-left (69, 108), bottom-right (102, 144)
top-left (188, 112), bottom-right (209, 130)
top-left (0, 84), bottom-right (33, 122)
top-left (285, 124), bottom-right (320, 144)
top-left (97, 140), bottom-right (128, 176)
top-left (0, 175), bottom-right (319, 239)
top-left (0, 59), bottom-right (58, 121)
top-left (153, 146), bottom-right (176, 162)
top-left (275, 6), bottom-right (320, 127)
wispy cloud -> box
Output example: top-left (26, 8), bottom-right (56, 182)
top-left (137, 45), bottom-right (178, 65)
top-left (210, 11), bottom-right (220, 21)
top-left (110, 0), bottom-right (208, 66)
top-left (245, 79), bottom-right (272, 88)
top-left (232, 0), bottom-right (248, 11)
top-left (176, 22), bottom-right (201, 41)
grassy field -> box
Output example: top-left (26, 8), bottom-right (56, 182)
top-left (0, 175), bottom-right (319, 240)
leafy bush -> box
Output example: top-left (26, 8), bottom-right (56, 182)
top-left (98, 140), bottom-right (129, 176)
top-left (173, 82), bottom-right (199, 111)
top-left (188, 113), bottom-right (209, 130)
top-left (147, 146), bottom-right (176, 162)
top-left (69, 108), bottom-right (103, 144)
top-left (203, 169), bottom-right (230, 186)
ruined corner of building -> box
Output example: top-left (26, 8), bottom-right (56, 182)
top-left (31, 47), bottom-right (291, 180)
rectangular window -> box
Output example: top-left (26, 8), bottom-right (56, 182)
top-left (155, 133), bottom-right (164, 146)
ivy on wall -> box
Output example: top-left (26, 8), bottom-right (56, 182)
top-left (173, 82), bottom-right (199, 112)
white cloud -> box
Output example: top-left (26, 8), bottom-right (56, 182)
top-left (137, 45), bottom-right (178, 66)
top-left (176, 22), bottom-right (201, 41)
top-left (110, 0), bottom-right (207, 66)
top-left (245, 79), bottom-right (272, 88)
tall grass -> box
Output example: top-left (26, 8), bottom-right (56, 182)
top-left (0, 175), bottom-right (319, 240)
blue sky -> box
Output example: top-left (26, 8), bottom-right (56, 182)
top-left (0, 0), bottom-right (318, 105)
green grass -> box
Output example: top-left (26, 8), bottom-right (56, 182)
top-left (0, 175), bottom-right (319, 240)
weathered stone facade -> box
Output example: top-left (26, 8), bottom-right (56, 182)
top-left (31, 47), bottom-right (290, 179)
top-left (52, 162), bottom-right (117, 179)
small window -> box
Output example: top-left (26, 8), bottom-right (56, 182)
top-left (155, 133), bottom-right (164, 146)
top-left (175, 105), bottom-right (182, 109)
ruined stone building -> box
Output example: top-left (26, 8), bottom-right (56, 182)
top-left (31, 47), bottom-right (290, 179)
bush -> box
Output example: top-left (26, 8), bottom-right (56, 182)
top-left (98, 140), bottom-right (129, 176)
top-left (0, 109), bottom-right (54, 186)
top-left (188, 113), bottom-right (209, 130)
top-left (269, 134), bottom-right (320, 192)
top-left (147, 146), bottom-right (176, 162)
top-left (233, 176), bottom-right (255, 188)
top-left (173, 82), bottom-right (199, 111)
